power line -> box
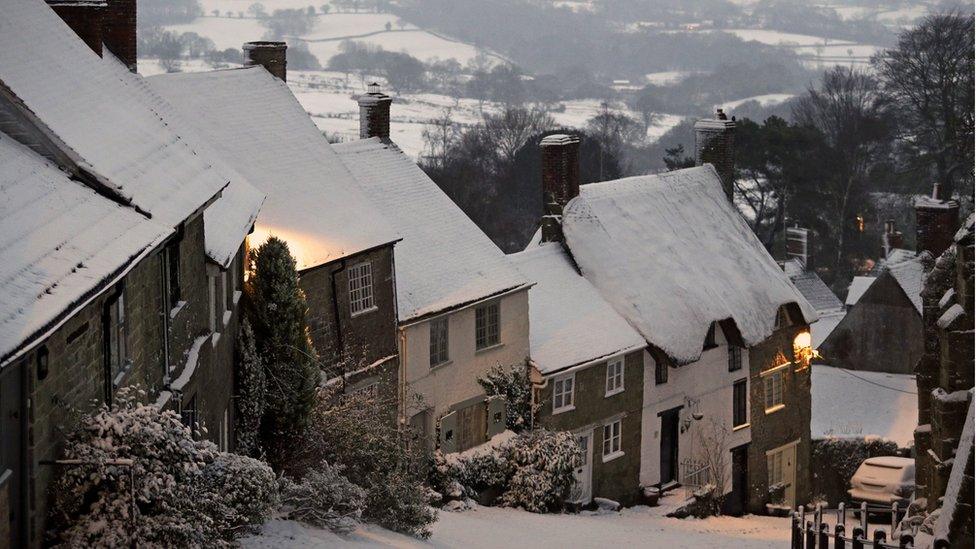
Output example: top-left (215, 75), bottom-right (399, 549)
top-left (834, 367), bottom-right (917, 395)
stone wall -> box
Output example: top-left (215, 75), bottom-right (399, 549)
top-left (538, 351), bottom-right (644, 506)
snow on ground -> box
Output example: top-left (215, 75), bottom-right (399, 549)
top-left (811, 364), bottom-right (917, 447)
top-left (243, 498), bottom-right (791, 548)
top-left (713, 28), bottom-right (879, 68)
top-left (166, 16), bottom-right (267, 50)
top-left (720, 28), bottom-right (855, 47)
top-left (645, 70), bottom-right (698, 86)
top-left (715, 93), bottom-right (794, 111)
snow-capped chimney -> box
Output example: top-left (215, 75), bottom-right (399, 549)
top-left (47, 0), bottom-right (105, 58)
top-left (694, 109), bottom-right (736, 201)
top-left (882, 219), bottom-right (904, 259)
top-left (540, 133), bottom-right (580, 243)
top-left (358, 83), bottom-right (392, 140)
top-left (102, 0), bottom-right (137, 72)
top-left (915, 183), bottom-right (960, 259)
top-left (243, 41), bottom-right (287, 82)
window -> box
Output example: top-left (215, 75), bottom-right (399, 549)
top-left (733, 378), bottom-right (748, 428)
top-left (208, 274), bottom-right (217, 332)
top-left (703, 323), bottom-right (717, 349)
top-left (348, 262), bottom-right (375, 315)
top-left (429, 316), bottom-right (450, 367)
top-left (220, 270), bottom-right (229, 312)
top-left (163, 241), bottom-right (181, 309)
top-left (655, 357), bottom-right (668, 385)
top-left (728, 345), bottom-right (742, 371)
top-left (763, 367), bottom-right (786, 412)
top-left (605, 358), bottom-right (624, 396)
top-left (108, 293), bottom-right (128, 385)
top-left (475, 301), bottom-right (500, 350)
top-left (552, 374), bottom-right (574, 413)
top-left (602, 419), bottom-right (622, 460)
top-left (181, 394), bottom-right (198, 432)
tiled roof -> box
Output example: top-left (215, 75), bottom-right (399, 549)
top-left (511, 243), bottom-right (645, 374)
top-left (0, 133), bottom-right (170, 364)
top-left (333, 138), bottom-right (528, 320)
top-left (784, 261), bottom-right (844, 314)
top-left (148, 68), bottom-right (398, 270)
top-left (562, 165), bottom-right (817, 364)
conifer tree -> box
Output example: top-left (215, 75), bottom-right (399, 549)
top-left (235, 318), bottom-right (266, 457)
top-left (247, 237), bottom-right (319, 471)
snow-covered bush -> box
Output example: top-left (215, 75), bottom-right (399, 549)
top-left (667, 484), bottom-right (720, 519)
top-left (280, 461), bottom-right (365, 534)
top-left (50, 389), bottom-right (277, 547)
top-left (437, 429), bottom-right (582, 513)
top-left (295, 386), bottom-right (437, 538)
top-left (477, 364), bottom-right (536, 432)
top-left (235, 318), bottom-right (265, 458)
top-left (247, 237), bottom-right (320, 471)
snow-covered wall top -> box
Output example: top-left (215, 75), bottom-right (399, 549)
top-left (511, 243), bottom-right (644, 374)
top-left (0, 135), bottom-right (171, 365)
top-left (0, 0), bottom-right (231, 230)
top-left (563, 165), bottom-right (816, 365)
top-left (148, 68), bottom-right (398, 271)
top-left (334, 138), bottom-right (528, 320)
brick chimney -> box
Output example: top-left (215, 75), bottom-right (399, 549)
top-left (102, 0), bottom-right (137, 72)
top-left (47, 0), bottom-right (106, 57)
top-left (243, 41), bottom-right (287, 82)
top-left (539, 134), bottom-right (580, 243)
top-left (915, 183), bottom-right (960, 259)
top-left (357, 82), bottom-right (392, 140)
top-left (694, 109), bottom-right (736, 201)
top-left (882, 219), bottom-right (904, 259)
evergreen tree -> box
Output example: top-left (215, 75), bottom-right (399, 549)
top-left (477, 364), bottom-right (535, 432)
top-left (235, 318), bottom-right (266, 457)
top-left (248, 237), bottom-right (319, 471)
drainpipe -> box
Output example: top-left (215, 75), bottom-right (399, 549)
top-left (329, 260), bottom-right (347, 382)
top-left (398, 327), bottom-right (407, 425)
top-left (528, 359), bottom-right (545, 430)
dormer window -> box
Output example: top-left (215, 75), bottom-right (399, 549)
top-left (703, 323), bottom-right (718, 350)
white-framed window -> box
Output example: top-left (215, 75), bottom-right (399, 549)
top-left (475, 301), bottom-right (500, 349)
top-left (208, 274), bottom-right (217, 332)
top-left (348, 261), bottom-right (375, 315)
top-left (552, 374), bottom-right (574, 413)
top-left (762, 365), bottom-right (787, 413)
top-left (605, 357), bottom-right (624, 396)
top-left (602, 419), bottom-right (622, 460)
top-left (429, 316), bottom-right (450, 367)
top-left (108, 292), bottom-right (128, 386)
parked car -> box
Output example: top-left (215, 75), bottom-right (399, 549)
top-left (848, 456), bottom-right (915, 509)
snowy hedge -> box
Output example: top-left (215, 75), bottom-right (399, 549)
top-left (50, 390), bottom-right (278, 547)
top-left (435, 429), bottom-right (583, 513)
top-left (811, 437), bottom-right (903, 505)
top-left (477, 364), bottom-right (536, 432)
top-left (280, 461), bottom-right (366, 534)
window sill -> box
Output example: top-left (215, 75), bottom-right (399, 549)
top-left (169, 300), bottom-right (187, 320)
top-left (351, 305), bottom-right (378, 318)
top-left (602, 450), bottom-right (625, 463)
top-left (112, 360), bottom-right (133, 387)
top-left (765, 404), bottom-right (785, 415)
top-left (732, 422), bottom-right (751, 432)
top-left (430, 359), bottom-right (453, 370)
top-left (552, 405), bottom-right (575, 415)
top-left (604, 387), bottom-right (624, 398)
top-left (475, 342), bottom-right (504, 355)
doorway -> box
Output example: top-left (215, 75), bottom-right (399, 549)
top-left (570, 431), bottom-right (593, 504)
top-left (767, 440), bottom-right (798, 509)
top-left (725, 444), bottom-right (750, 516)
top-left (659, 407), bottom-right (681, 486)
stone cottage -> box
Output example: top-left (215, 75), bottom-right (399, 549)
top-left (523, 115), bottom-right (817, 514)
top-left (0, 1), bottom-right (264, 545)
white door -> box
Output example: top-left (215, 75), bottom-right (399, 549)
top-left (570, 431), bottom-right (593, 503)
top-left (768, 441), bottom-right (798, 508)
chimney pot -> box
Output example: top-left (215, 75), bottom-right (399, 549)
top-left (539, 134), bottom-right (581, 243)
top-left (47, 0), bottom-right (106, 58)
top-left (357, 84), bottom-right (392, 140)
top-left (694, 112), bottom-right (736, 201)
top-left (243, 41), bottom-right (287, 82)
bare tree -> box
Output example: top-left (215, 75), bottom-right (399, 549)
top-left (694, 418), bottom-right (730, 510)
top-left (481, 106), bottom-right (555, 164)
top-left (874, 13), bottom-right (975, 199)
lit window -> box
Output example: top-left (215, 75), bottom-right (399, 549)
top-left (763, 367), bottom-right (786, 412)
top-left (733, 378), bottom-right (748, 428)
top-left (553, 374), bottom-right (574, 413)
top-left (605, 358), bottom-right (624, 396)
top-left (602, 419), bottom-right (622, 459)
top-left (348, 262), bottom-right (375, 315)
top-left (475, 301), bottom-right (500, 350)
top-left (429, 316), bottom-right (450, 367)
top-left (728, 345), bottom-right (742, 371)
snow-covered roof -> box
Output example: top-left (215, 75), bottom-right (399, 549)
top-left (333, 138), bottom-right (528, 320)
top-left (811, 311), bottom-right (844, 349)
top-left (784, 259), bottom-right (844, 314)
top-left (810, 365), bottom-right (917, 447)
top-left (147, 68), bottom-right (398, 271)
top-left (887, 256), bottom-right (925, 314)
top-left (0, 134), bottom-right (171, 365)
top-left (511, 243), bottom-right (645, 375)
top-left (845, 276), bottom-right (874, 306)
top-left (0, 0), bottom-right (230, 229)
top-left (881, 248), bottom-right (916, 268)
top-left (561, 165), bottom-right (816, 364)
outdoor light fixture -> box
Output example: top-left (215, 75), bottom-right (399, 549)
top-left (792, 330), bottom-right (818, 371)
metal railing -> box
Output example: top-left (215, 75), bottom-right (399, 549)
top-left (788, 502), bottom-right (951, 549)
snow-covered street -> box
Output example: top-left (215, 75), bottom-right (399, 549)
top-left (243, 497), bottom-right (792, 548)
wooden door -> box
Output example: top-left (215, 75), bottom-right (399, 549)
top-left (660, 408), bottom-right (680, 485)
